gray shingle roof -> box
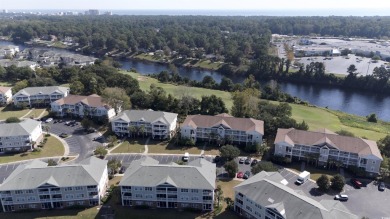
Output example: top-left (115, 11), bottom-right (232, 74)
top-left (235, 171), bottom-right (357, 219)
top-left (111, 110), bottom-right (177, 126)
top-left (0, 157), bottom-right (107, 190)
top-left (119, 157), bottom-right (216, 190)
top-left (14, 86), bottom-right (69, 97)
top-left (0, 119), bottom-right (41, 137)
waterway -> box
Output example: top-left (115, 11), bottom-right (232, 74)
top-left (2, 41), bottom-right (390, 121)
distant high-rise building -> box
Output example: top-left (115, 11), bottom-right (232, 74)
top-left (3, 9), bottom-right (8, 13)
top-left (104, 11), bottom-right (113, 16)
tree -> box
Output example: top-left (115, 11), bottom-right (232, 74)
top-left (316, 174), bottom-right (331, 192)
top-left (366, 113), bottom-right (378, 123)
top-left (251, 161), bottom-right (278, 175)
top-left (219, 77), bottom-right (234, 91)
top-left (295, 120), bottom-right (309, 130)
top-left (215, 185), bottom-right (224, 207)
top-left (331, 174), bottom-right (345, 191)
top-left (200, 95), bottom-right (228, 115)
top-left (94, 146), bottom-right (108, 158)
top-left (219, 145), bottom-right (240, 160)
top-left (231, 88), bottom-right (260, 118)
top-left (69, 80), bottom-right (85, 95)
top-left (224, 160), bottom-right (238, 178)
top-left (107, 158), bottom-right (122, 174)
top-left (378, 135), bottom-right (390, 157)
top-left (47, 159), bottom-right (58, 166)
top-left (335, 129), bottom-right (355, 137)
top-left (12, 79), bottom-right (28, 94)
top-left (43, 125), bottom-right (50, 134)
top-left (107, 135), bottom-right (118, 146)
top-left (347, 64), bottom-right (358, 75)
top-left (81, 118), bottom-right (93, 130)
top-left (5, 117), bottom-right (21, 123)
top-left (102, 87), bottom-right (131, 113)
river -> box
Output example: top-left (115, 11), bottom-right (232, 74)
top-left (2, 41), bottom-right (390, 121)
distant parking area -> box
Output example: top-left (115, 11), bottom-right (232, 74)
top-left (46, 119), bottom-right (102, 162)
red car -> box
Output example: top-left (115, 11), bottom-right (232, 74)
top-left (350, 178), bottom-right (363, 188)
top-left (237, 172), bottom-right (244, 178)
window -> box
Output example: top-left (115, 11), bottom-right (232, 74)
top-left (65, 187), bottom-right (73, 191)
top-left (181, 189), bottom-right (189, 193)
top-left (246, 206), bottom-right (252, 212)
top-left (135, 194), bottom-right (143, 198)
top-left (15, 190), bottom-right (23, 194)
top-left (75, 186), bottom-right (83, 191)
top-left (191, 189), bottom-right (198, 193)
top-left (78, 201), bottom-right (84, 205)
top-left (25, 190), bottom-right (34, 194)
top-left (145, 187), bottom-right (153, 191)
top-left (29, 204), bottom-right (36, 208)
top-left (122, 186), bottom-right (131, 190)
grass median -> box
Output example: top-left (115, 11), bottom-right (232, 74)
top-left (0, 135), bottom-right (65, 164)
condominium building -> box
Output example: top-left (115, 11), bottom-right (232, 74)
top-left (234, 171), bottom-right (358, 219)
top-left (181, 113), bottom-right (264, 145)
top-left (274, 128), bottom-right (383, 176)
top-left (13, 86), bottom-right (69, 107)
top-left (0, 157), bottom-right (108, 212)
top-left (111, 110), bottom-right (178, 139)
top-left (0, 86), bottom-right (12, 105)
top-left (0, 119), bottom-right (42, 153)
top-left (51, 94), bottom-right (117, 119)
top-left (119, 156), bottom-right (216, 211)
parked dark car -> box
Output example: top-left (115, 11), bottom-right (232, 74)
top-left (378, 182), bottom-right (386, 191)
top-left (239, 157), bottom-right (245, 164)
top-left (119, 166), bottom-right (127, 174)
top-left (59, 133), bottom-right (68, 138)
top-left (213, 156), bottom-right (221, 163)
top-left (350, 178), bottom-right (363, 188)
top-left (243, 171), bottom-right (251, 179)
top-left (251, 159), bottom-right (258, 166)
top-left (244, 157), bottom-right (251, 165)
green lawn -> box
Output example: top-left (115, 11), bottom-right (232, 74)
top-left (0, 81), bottom-right (12, 86)
top-left (0, 105), bottom-right (31, 120)
top-left (192, 59), bottom-right (224, 70)
top-left (122, 71), bottom-right (389, 141)
top-left (0, 135), bottom-right (65, 164)
top-left (110, 139), bottom-right (145, 153)
top-left (122, 71), bottom-right (234, 110)
top-left (24, 108), bottom-right (48, 119)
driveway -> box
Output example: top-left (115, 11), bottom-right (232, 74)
top-left (45, 120), bottom-right (103, 163)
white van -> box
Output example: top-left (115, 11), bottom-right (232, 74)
top-left (183, 152), bottom-right (189, 161)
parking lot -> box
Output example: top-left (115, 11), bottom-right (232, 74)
top-left (45, 119), bottom-right (103, 163)
top-left (278, 168), bottom-right (390, 218)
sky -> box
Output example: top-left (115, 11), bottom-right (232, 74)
top-left (2, 0), bottom-right (390, 11)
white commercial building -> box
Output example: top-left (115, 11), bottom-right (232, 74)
top-left (0, 119), bottom-right (42, 152)
top-left (111, 110), bottom-right (178, 139)
top-left (0, 157), bottom-right (108, 212)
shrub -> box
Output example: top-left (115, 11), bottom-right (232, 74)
top-left (331, 174), bottom-right (345, 191)
top-left (366, 113), bottom-right (378, 123)
top-left (224, 160), bottom-right (238, 178)
top-left (5, 117), bottom-right (21, 123)
top-left (316, 174), bottom-right (331, 192)
top-left (251, 161), bottom-right (278, 175)
top-left (33, 148), bottom-right (41, 152)
top-left (45, 134), bottom-right (51, 137)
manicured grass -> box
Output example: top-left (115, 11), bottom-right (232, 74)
top-left (122, 71), bottom-right (389, 141)
top-left (192, 59), bottom-right (224, 70)
top-left (0, 81), bottom-right (12, 86)
top-left (0, 105), bottom-right (31, 120)
top-left (147, 141), bottom-right (220, 155)
top-left (290, 104), bottom-right (387, 141)
top-left (122, 71), bottom-right (234, 110)
top-left (110, 139), bottom-right (145, 153)
top-left (0, 136), bottom-right (65, 164)
top-left (24, 108), bottom-right (48, 119)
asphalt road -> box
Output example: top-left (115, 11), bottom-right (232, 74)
top-left (45, 120), bottom-right (103, 163)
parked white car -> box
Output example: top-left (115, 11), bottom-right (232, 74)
top-left (45, 118), bottom-right (53, 123)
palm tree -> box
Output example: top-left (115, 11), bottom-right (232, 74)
top-left (139, 125), bottom-right (146, 138)
top-left (127, 126), bottom-right (137, 138)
